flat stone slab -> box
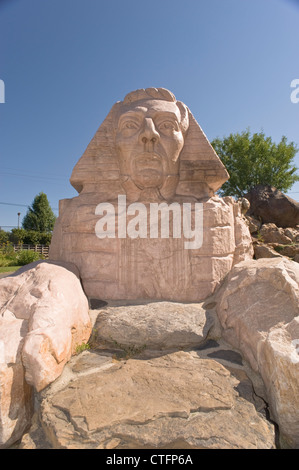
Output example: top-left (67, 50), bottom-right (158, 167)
top-left (93, 301), bottom-right (215, 350)
top-left (30, 348), bottom-right (275, 449)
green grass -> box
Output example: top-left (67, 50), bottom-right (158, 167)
top-left (0, 266), bottom-right (20, 273)
top-left (75, 342), bottom-right (91, 355)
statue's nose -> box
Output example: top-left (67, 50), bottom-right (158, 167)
top-left (139, 118), bottom-right (160, 146)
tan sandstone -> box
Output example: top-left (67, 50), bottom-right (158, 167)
top-left (259, 223), bottom-right (293, 245)
top-left (93, 301), bottom-right (218, 351)
top-left (37, 350), bottom-right (275, 449)
top-left (215, 257), bottom-right (299, 448)
top-left (49, 87), bottom-right (253, 302)
top-left (0, 312), bottom-right (33, 449)
top-left (0, 261), bottom-right (92, 448)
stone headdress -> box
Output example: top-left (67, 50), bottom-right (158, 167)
top-left (70, 87), bottom-right (229, 201)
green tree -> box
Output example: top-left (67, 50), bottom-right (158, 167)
top-left (0, 229), bottom-right (9, 245)
top-left (39, 232), bottom-right (52, 245)
top-left (22, 192), bottom-right (56, 232)
top-left (9, 228), bottom-right (27, 244)
top-left (22, 230), bottom-right (52, 245)
top-left (211, 130), bottom-right (299, 198)
top-left (23, 230), bottom-right (41, 245)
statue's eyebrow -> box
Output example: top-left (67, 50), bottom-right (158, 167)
top-left (118, 110), bottom-right (146, 122)
top-left (153, 111), bottom-right (180, 122)
top-left (117, 109), bottom-right (180, 126)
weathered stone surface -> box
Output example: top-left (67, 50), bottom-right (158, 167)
top-left (253, 243), bottom-right (283, 259)
top-left (215, 258), bottom-right (299, 448)
top-left (69, 87), bottom-right (229, 200)
top-left (246, 215), bottom-right (262, 234)
top-left (0, 261), bottom-right (91, 448)
top-left (37, 350), bottom-right (275, 449)
top-left (238, 197), bottom-right (250, 215)
top-left (275, 244), bottom-right (299, 259)
top-left (4, 261), bottom-right (92, 392)
top-left (0, 312), bottom-right (33, 449)
top-left (245, 185), bottom-right (299, 228)
top-left (259, 223), bottom-right (293, 244)
top-left (49, 88), bottom-right (253, 302)
top-left (93, 301), bottom-right (216, 350)
top-left (50, 196), bottom-right (253, 302)
top-left (284, 227), bottom-right (299, 242)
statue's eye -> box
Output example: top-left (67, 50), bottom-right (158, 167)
top-left (157, 120), bottom-right (179, 133)
top-left (122, 120), bottom-right (139, 130)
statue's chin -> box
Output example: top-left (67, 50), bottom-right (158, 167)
top-left (120, 173), bottom-right (179, 203)
top-left (133, 170), bottom-right (164, 190)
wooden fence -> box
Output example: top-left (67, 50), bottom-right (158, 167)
top-left (13, 244), bottom-right (49, 258)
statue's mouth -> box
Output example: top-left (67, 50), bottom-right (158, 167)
top-left (131, 153), bottom-right (164, 189)
top-left (134, 153), bottom-right (163, 173)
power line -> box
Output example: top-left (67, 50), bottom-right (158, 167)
top-left (0, 172), bottom-right (68, 184)
top-left (0, 171), bottom-right (67, 180)
top-left (0, 201), bottom-right (58, 210)
top-left (0, 201), bottom-right (29, 208)
top-left (0, 167), bottom-right (69, 179)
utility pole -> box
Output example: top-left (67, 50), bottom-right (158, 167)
top-left (17, 212), bottom-right (21, 229)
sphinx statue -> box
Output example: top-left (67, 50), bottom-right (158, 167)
top-left (49, 88), bottom-right (253, 301)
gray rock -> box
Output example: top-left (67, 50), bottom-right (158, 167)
top-left (93, 301), bottom-right (216, 351)
top-left (35, 350), bottom-right (275, 449)
top-left (245, 185), bottom-right (299, 228)
top-left (254, 243), bottom-right (283, 259)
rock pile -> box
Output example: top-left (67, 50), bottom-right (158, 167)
top-left (18, 302), bottom-right (276, 450)
top-left (246, 216), bottom-right (299, 262)
top-left (1, 222), bottom-right (299, 448)
top-left (14, 253), bottom-right (299, 450)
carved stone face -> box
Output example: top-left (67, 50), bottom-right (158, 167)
top-left (115, 99), bottom-right (186, 199)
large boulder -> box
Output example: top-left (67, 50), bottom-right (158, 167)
top-left (0, 312), bottom-right (33, 449)
top-left (245, 185), bottom-right (299, 228)
top-left (93, 301), bottom-right (218, 351)
top-left (35, 349), bottom-right (275, 449)
top-left (0, 260), bottom-right (92, 448)
top-left (215, 257), bottom-right (299, 448)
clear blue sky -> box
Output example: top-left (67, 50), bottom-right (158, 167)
top-left (0, 0), bottom-right (299, 229)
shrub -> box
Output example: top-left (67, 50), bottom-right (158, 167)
top-left (9, 228), bottom-right (27, 244)
top-left (23, 230), bottom-right (41, 245)
top-left (8, 229), bottom-right (52, 246)
top-left (16, 250), bottom-right (43, 266)
top-left (0, 254), bottom-right (18, 267)
top-left (39, 232), bottom-right (52, 245)
top-left (0, 241), bottom-right (15, 256)
top-left (0, 242), bottom-right (17, 267)
top-left (0, 230), bottom-right (9, 245)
